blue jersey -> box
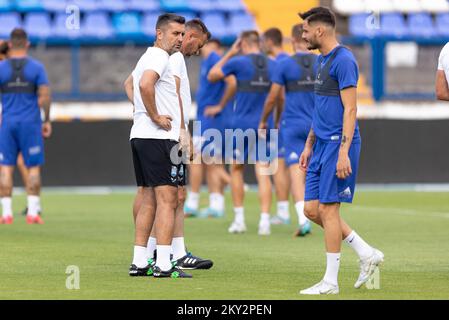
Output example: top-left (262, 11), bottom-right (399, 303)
top-left (0, 57), bottom-right (48, 123)
top-left (222, 53), bottom-right (277, 129)
top-left (313, 46), bottom-right (361, 142)
top-left (274, 52), bottom-right (290, 62)
top-left (272, 52), bottom-right (316, 131)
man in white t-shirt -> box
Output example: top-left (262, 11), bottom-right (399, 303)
top-left (125, 13), bottom-right (192, 278)
top-left (436, 42), bottom-right (449, 101)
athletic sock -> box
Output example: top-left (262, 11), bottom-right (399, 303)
top-left (260, 212), bottom-right (270, 225)
top-left (295, 201), bottom-right (309, 226)
top-left (146, 237), bottom-right (157, 260)
top-left (27, 195), bottom-right (40, 218)
top-left (185, 192), bottom-right (199, 210)
top-left (156, 245), bottom-right (173, 271)
top-left (210, 193), bottom-right (224, 212)
top-left (344, 231), bottom-right (374, 260)
top-left (1, 197), bottom-right (12, 218)
top-left (234, 207), bottom-right (244, 224)
top-left (171, 237), bottom-right (187, 261)
top-left (132, 245), bottom-right (148, 268)
top-left (323, 252), bottom-right (341, 286)
top-left (277, 201), bottom-right (290, 220)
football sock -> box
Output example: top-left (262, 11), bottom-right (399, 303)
top-left (185, 192), bottom-right (199, 210)
top-left (234, 207), bottom-right (244, 224)
top-left (344, 231), bottom-right (373, 260)
top-left (146, 237), bottom-right (157, 260)
top-left (1, 197), bottom-right (12, 218)
top-left (210, 193), bottom-right (224, 212)
top-left (323, 252), bottom-right (341, 286)
top-left (132, 245), bottom-right (148, 268)
top-left (260, 212), bottom-right (270, 224)
top-left (277, 201), bottom-right (290, 220)
top-left (171, 237), bottom-right (187, 261)
top-left (295, 201), bottom-right (309, 226)
top-left (156, 245), bottom-right (173, 271)
top-left (27, 195), bottom-right (40, 218)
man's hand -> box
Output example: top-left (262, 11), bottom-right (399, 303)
top-left (153, 115), bottom-right (172, 131)
top-left (299, 147), bottom-right (312, 172)
top-left (204, 105), bottom-right (222, 117)
top-left (42, 121), bottom-right (52, 138)
top-left (336, 150), bottom-right (352, 179)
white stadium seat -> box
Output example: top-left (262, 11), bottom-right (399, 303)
top-left (392, 0), bottom-right (422, 13)
top-left (419, 0), bottom-right (449, 13)
top-left (333, 0), bottom-right (366, 15)
top-left (365, 0), bottom-right (395, 13)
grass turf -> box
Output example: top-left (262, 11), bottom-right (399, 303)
top-left (0, 191), bottom-right (448, 300)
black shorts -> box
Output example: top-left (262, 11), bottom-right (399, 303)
top-left (131, 138), bottom-right (187, 188)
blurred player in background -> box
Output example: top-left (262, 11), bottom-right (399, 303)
top-left (260, 23), bottom-right (315, 237)
top-left (0, 29), bottom-right (51, 225)
top-left (184, 38), bottom-right (234, 218)
top-left (297, 7), bottom-right (383, 295)
top-left (261, 27), bottom-right (291, 226)
top-left (206, 31), bottom-right (278, 236)
top-left (436, 42), bottom-right (449, 101)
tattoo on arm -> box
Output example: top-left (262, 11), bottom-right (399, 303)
top-left (306, 128), bottom-right (316, 148)
top-left (341, 135), bottom-right (347, 147)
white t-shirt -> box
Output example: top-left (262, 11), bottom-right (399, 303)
top-left (130, 46), bottom-right (180, 141)
top-left (438, 42), bottom-right (449, 87)
top-left (169, 51), bottom-right (191, 127)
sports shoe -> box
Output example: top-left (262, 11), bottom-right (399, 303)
top-left (146, 258), bottom-right (156, 276)
top-left (300, 280), bottom-right (339, 295)
top-left (228, 221), bottom-right (246, 234)
top-left (258, 220), bottom-right (271, 236)
top-left (21, 207), bottom-right (42, 216)
top-left (26, 215), bottom-right (44, 224)
top-left (184, 204), bottom-right (198, 217)
top-left (153, 266), bottom-right (192, 278)
top-left (198, 207), bottom-right (224, 218)
top-left (174, 252), bottom-right (213, 270)
top-left (354, 248), bottom-right (384, 289)
top-left (294, 220), bottom-right (312, 237)
top-left (129, 264), bottom-right (152, 276)
top-left (270, 215), bottom-right (290, 225)
top-left (1, 216), bottom-right (13, 224)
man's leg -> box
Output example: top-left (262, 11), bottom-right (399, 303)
top-left (25, 166), bottom-right (43, 224)
top-left (185, 161), bottom-right (202, 216)
top-left (290, 165), bottom-right (311, 236)
top-left (17, 153), bottom-right (29, 188)
top-left (0, 165), bottom-right (15, 224)
top-left (172, 186), bottom-right (187, 260)
top-left (228, 163), bottom-right (246, 233)
top-left (133, 187), bottom-right (144, 223)
top-left (255, 161), bottom-right (273, 235)
top-left (272, 158), bottom-right (290, 223)
top-left (204, 163), bottom-right (227, 217)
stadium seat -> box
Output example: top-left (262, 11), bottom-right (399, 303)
top-left (176, 12), bottom-right (197, 22)
top-left (128, 0), bottom-right (160, 12)
top-left (408, 13), bottom-right (435, 38)
top-left (98, 0), bottom-right (127, 12)
top-left (0, 12), bottom-right (21, 38)
top-left (392, 0), bottom-right (422, 13)
top-left (187, 0), bottom-right (215, 13)
top-left (202, 12), bottom-right (229, 39)
top-left (160, 0), bottom-right (190, 12)
top-left (420, 0), bottom-right (449, 13)
top-left (0, 0), bottom-right (13, 12)
top-left (69, 0), bottom-right (101, 12)
top-left (15, 0), bottom-right (44, 12)
top-left (364, 0), bottom-right (395, 13)
top-left (229, 12), bottom-right (258, 36)
top-left (333, 0), bottom-right (367, 15)
top-left (348, 13), bottom-right (378, 38)
top-left (82, 12), bottom-right (114, 39)
top-left (142, 12), bottom-right (159, 37)
top-left (380, 13), bottom-right (408, 37)
top-left (436, 13), bottom-right (449, 36)
top-left (24, 12), bottom-right (52, 39)
top-left (53, 12), bottom-right (82, 39)
top-left (113, 12), bottom-right (143, 38)
top-left (42, 0), bottom-right (68, 12)
top-left (216, 0), bottom-right (246, 12)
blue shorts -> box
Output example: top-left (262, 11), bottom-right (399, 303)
top-left (305, 138), bottom-right (361, 204)
top-left (280, 125), bottom-right (309, 167)
top-left (0, 121), bottom-right (44, 167)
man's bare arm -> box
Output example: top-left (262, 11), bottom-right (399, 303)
top-left (204, 75), bottom-right (237, 117)
top-left (259, 83), bottom-right (283, 126)
top-left (274, 88), bottom-right (285, 128)
top-left (174, 76), bottom-right (185, 129)
top-left (124, 74), bottom-right (134, 104)
top-left (207, 39), bottom-right (241, 83)
top-left (436, 70), bottom-right (449, 101)
top-left (38, 85), bottom-right (51, 122)
top-left (339, 87), bottom-right (358, 151)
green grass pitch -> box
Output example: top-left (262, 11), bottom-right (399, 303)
top-left (0, 191), bottom-right (448, 300)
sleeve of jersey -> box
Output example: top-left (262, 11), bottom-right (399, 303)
top-left (36, 63), bottom-right (50, 86)
top-left (271, 61), bottom-right (286, 86)
top-left (335, 55), bottom-right (359, 91)
top-left (142, 51), bottom-right (168, 77)
top-left (221, 57), bottom-right (239, 77)
top-left (438, 45), bottom-right (449, 71)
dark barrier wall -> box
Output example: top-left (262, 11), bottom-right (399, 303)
top-left (15, 119), bottom-right (449, 187)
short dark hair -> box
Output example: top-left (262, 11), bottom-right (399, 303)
top-left (0, 40), bottom-right (9, 55)
top-left (10, 28), bottom-right (28, 49)
top-left (240, 30), bottom-right (260, 45)
top-left (263, 28), bottom-right (283, 46)
top-left (291, 23), bottom-right (304, 42)
top-left (155, 13), bottom-right (185, 30)
top-left (298, 7), bottom-right (336, 28)
top-left (186, 18), bottom-right (211, 40)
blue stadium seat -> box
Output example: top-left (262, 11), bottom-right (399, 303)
top-left (42, 0), bottom-right (68, 12)
top-left (142, 12), bottom-right (159, 37)
top-left (187, 0), bottom-right (216, 13)
top-left (160, 0), bottom-right (190, 12)
top-left (15, 0), bottom-right (44, 12)
top-left (82, 12), bottom-right (114, 39)
top-left (202, 12), bottom-right (229, 39)
top-left (53, 12), bottom-right (82, 39)
top-left (176, 11), bottom-right (197, 21)
top-left (348, 13), bottom-right (378, 38)
top-left (380, 13), bottom-right (408, 37)
top-left (0, 0), bottom-right (13, 12)
top-left (113, 12), bottom-right (143, 38)
top-left (0, 12), bottom-right (21, 38)
top-left (69, 0), bottom-right (100, 12)
top-left (408, 13), bottom-right (435, 38)
top-left (229, 12), bottom-right (257, 36)
top-left (217, 0), bottom-right (246, 12)
top-left (128, 0), bottom-right (160, 12)
top-left (24, 12), bottom-right (52, 39)
top-left (98, 0), bottom-right (127, 12)
top-left (436, 13), bottom-right (449, 36)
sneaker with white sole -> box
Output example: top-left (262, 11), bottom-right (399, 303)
top-left (228, 221), bottom-right (246, 234)
top-left (270, 215), bottom-right (290, 225)
top-left (354, 248), bottom-right (384, 289)
top-left (258, 220), bottom-right (271, 236)
top-left (300, 280), bottom-right (339, 295)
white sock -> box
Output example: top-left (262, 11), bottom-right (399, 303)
top-left (146, 237), bottom-right (157, 260)
top-left (295, 201), bottom-right (309, 226)
top-left (186, 192), bottom-right (199, 210)
top-left (323, 252), bottom-right (341, 286)
top-left (27, 195), bottom-right (40, 217)
top-left (210, 192), bottom-right (224, 212)
top-left (344, 231), bottom-right (373, 260)
top-left (156, 245), bottom-right (173, 271)
top-left (260, 212), bottom-right (270, 224)
top-left (171, 237), bottom-right (187, 261)
top-left (234, 207), bottom-right (244, 224)
top-left (1, 197), bottom-right (12, 218)
top-left (132, 245), bottom-right (148, 268)
top-left (277, 201), bottom-right (290, 220)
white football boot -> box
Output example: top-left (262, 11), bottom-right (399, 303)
top-left (258, 219), bottom-right (271, 236)
top-left (354, 248), bottom-right (384, 289)
top-left (228, 221), bottom-right (247, 234)
top-left (300, 280), bottom-right (339, 295)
